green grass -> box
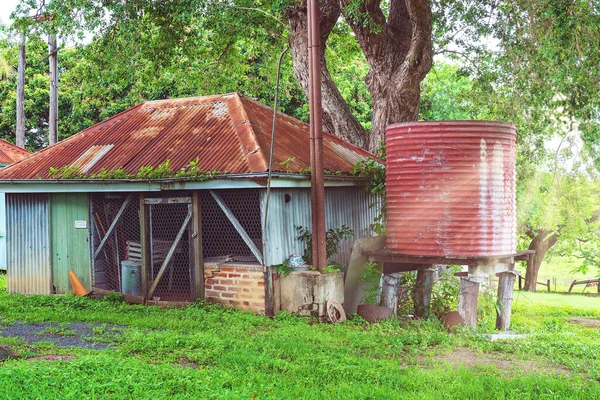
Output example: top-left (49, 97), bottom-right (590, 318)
top-left (0, 276), bottom-right (599, 398)
top-left (515, 256), bottom-right (593, 292)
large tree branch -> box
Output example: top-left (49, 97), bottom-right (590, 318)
top-left (544, 232), bottom-right (559, 248)
top-left (339, 0), bottom-right (386, 62)
top-left (319, 0), bottom-right (342, 47)
top-left (287, 0), bottom-right (369, 147)
top-left (404, 0), bottom-right (433, 76)
top-left (388, 0), bottom-right (411, 45)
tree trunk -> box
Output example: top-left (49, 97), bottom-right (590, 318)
top-left (16, 31), bottom-right (26, 149)
top-left (368, 75), bottom-right (422, 151)
top-left (523, 230), bottom-right (558, 292)
top-left (287, 1), bottom-right (369, 149)
top-left (48, 34), bottom-right (58, 146)
top-left (341, 0), bottom-right (433, 151)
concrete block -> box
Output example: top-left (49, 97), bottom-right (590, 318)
top-left (279, 271), bottom-right (344, 317)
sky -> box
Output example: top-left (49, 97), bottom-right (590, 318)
top-left (0, 0), bottom-right (19, 27)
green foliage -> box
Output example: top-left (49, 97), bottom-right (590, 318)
top-left (430, 266), bottom-right (463, 318)
top-left (48, 166), bottom-right (84, 179)
top-left (89, 167), bottom-right (129, 180)
top-left (295, 224), bottom-right (354, 266)
top-left (45, 159), bottom-right (220, 181)
top-left (279, 157), bottom-right (295, 173)
top-left (323, 265), bottom-right (342, 274)
top-left (360, 260), bottom-right (382, 305)
top-left (276, 258), bottom-right (291, 276)
top-left (135, 160), bottom-right (173, 180)
top-left (353, 142), bottom-right (386, 234)
top-left (517, 171), bottom-right (600, 265)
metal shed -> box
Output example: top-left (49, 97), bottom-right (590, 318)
top-left (0, 139), bottom-right (31, 271)
top-left (0, 93), bottom-right (380, 314)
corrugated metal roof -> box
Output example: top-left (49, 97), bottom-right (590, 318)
top-left (0, 93), bottom-right (373, 180)
top-left (0, 139), bottom-right (30, 165)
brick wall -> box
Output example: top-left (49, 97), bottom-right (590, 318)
top-left (204, 263), bottom-right (266, 313)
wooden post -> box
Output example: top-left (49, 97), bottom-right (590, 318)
top-left (382, 273), bottom-right (401, 315)
top-left (414, 268), bottom-right (434, 318)
top-left (16, 31), bottom-right (26, 148)
top-left (547, 279), bottom-right (550, 292)
top-left (518, 275), bottom-right (522, 290)
top-left (458, 277), bottom-right (480, 326)
top-left (192, 192), bottom-right (204, 301)
top-left (48, 34), bottom-right (58, 145)
top-left (264, 266), bottom-right (274, 317)
top-left (495, 271), bottom-right (517, 331)
top-left (139, 194), bottom-right (149, 301)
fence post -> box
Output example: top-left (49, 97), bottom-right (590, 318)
top-left (547, 279), bottom-right (550, 292)
top-left (518, 275), bottom-right (522, 290)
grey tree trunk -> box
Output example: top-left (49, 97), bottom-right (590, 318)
top-left (413, 268), bottom-right (434, 318)
top-left (458, 277), bottom-right (480, 326)
top-left (381, 273), bottom-right (401, 314)
top-left (496, 271), bottom-right (517, 330)
top-left (16, 31), bottom-right (26, 148)
top-left (48, 34), bottom-right (58, 145)
top-left (523, 230), bottom-right (558, 292)
top-left (287, 1), bottom-right (369, 149)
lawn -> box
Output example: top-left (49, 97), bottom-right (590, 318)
top-left (0, 275), bottom-right (599, 399)
top-left (515, 256), bottom-right (594, 293)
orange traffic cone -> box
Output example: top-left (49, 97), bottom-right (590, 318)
top-left (68, 270), bottom-right (91, 297)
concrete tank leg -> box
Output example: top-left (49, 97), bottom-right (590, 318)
top-left (458, 277), bottom-right (480, 326)
top-left (414, 268), bottom-right (434, 318)
top-left (382, 273), bottom-right (401, 315)
top-left (495, 270), bottom-right (518, 331)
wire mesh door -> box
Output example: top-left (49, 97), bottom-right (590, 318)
top-left (91, 193), bottom-right (141, 294)
top-left (145, 196), bottom-right (194, 302)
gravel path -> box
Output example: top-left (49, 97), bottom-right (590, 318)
top-left (0, 321), bottom-right (124, 350)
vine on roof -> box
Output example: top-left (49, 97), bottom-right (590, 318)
top-left (47, 158), bottom-right (220, 181)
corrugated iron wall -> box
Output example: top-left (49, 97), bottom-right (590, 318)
top-left (262, 187), bottom-right (380, 267)
top-left (6, 193), bottom-right (52, 294)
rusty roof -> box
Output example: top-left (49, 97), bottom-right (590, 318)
top-left (0, 93), bottom-right (372, 180)
top-left (0, 139), bottom-right (30, 165)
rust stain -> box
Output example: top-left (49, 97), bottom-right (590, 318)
top-left (0, 93), bottom-right (372, 179)
top-left (386, 121), bottom-right (517, 257)
top-left (0, 138), bottom-right (30, 165)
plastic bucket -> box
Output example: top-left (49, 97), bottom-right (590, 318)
top-left (121, 260), bottom-right (142, 296)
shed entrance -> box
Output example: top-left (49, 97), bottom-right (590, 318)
top-left (144, 196), bottom-right (194, 302)
top-left (91, 192), bottom-right (197, 303)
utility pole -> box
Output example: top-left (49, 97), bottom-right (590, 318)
top-left (16, 30), bottom-right (26, 148)
top-left (48, 33), bottom-right (58, 145)
top-left (307, 0), bottom-right (326, 272)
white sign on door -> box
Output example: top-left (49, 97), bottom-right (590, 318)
top-left (74, 220), bottom-right (87, 229)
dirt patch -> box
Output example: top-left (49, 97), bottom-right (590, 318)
top-left (180, 357), bottom-right (198, 369)
top-left (568, 317), bottom-right (600, 328)
top-left (26, 355), bottom-right (77, 362)
top-left (0, 321), bottom-right (124, 350)
top-left (418, 347), bottom-right (572, 376)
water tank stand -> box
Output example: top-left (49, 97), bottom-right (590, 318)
top-left (362, 250), bottom-right (534, 329)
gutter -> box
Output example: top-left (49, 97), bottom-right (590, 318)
top-left (0, 173), bottom-right (369, 193)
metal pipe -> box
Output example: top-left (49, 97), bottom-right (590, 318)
top-left (263, 46), bottom-right (289, 265)
top-left (308, 0), bottom-right (326, 271)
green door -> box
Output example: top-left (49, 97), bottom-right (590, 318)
top-left (50, 193), bottom-right (90, 294)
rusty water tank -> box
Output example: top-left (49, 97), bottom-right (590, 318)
top-left (386, 121), bottom-right (516, 257)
